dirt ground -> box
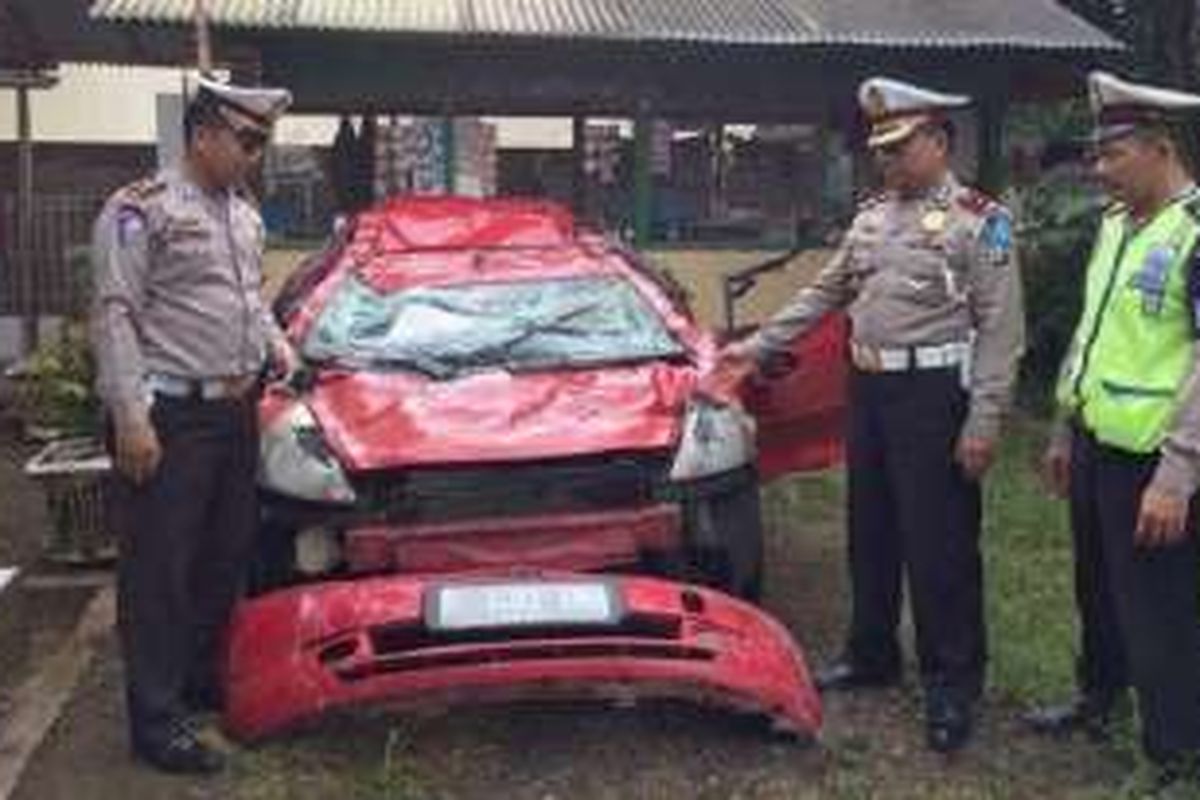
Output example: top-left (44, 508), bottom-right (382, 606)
top-left (5, 470), bottom-right (1130, 800)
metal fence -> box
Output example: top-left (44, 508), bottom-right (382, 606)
top-left (0, 192), bottom-right (107, 317)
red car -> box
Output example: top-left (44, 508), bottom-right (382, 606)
top-left (226, 196), bottom-right (845, 742)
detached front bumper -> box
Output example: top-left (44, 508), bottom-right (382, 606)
top-left (223, 573), bottom-right (822, 742)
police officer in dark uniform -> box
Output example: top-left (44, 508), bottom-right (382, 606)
top-left (1027, 71), bottom-right (1200, 792)
top-left (718, 77), bottom-right (1025, 752)
top-left (90, 76), bottom-right (295, 774)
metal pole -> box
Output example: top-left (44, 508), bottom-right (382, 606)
top-left (633, 114), bottom-right (652, 247)
top-left (441, 117), bottom-right (456, 194)
top-left (194, 0), bottom-right (213, 72)
top-left (16, 84), bottom-right (36, 353)
top-left (572, 115), bottom-right (587, 220)
top-left (977, 87), bottom-right (1007, 195)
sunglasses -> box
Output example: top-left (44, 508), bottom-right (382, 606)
top-left (232, 126), bottom-right (269, 155)
top-left (215, 113), bottom-right (269, 154)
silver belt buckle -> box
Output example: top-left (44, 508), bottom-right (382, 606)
top-left (145, 373), bottom-right (190, 398)
top-left (878, 349), bottom-right (910, 371)
top-left (914, 343), bottom-right (964, 370)
top-left (204, 375), bottom-right (255, 400)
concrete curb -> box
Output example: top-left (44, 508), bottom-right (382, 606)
top-left (0, 583), bottom-right (114, 800)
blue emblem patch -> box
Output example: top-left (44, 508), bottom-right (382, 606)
top-left (980, 212), bottom-right (1012, 267)
top-left (115, 206), bottom-right (146, 248)
top-left (1130, 245), bottom-right (1174, 316)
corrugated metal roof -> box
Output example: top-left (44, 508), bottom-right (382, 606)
top-left (89, 0), bottom-right (1122, 51)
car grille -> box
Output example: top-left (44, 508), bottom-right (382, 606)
top-left (352, 452), bottom-right (674, 524)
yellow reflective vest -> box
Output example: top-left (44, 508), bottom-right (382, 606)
top-left (1057, 193), bottom-right (1200, 453)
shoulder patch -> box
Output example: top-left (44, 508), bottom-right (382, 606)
top-left (114, 205), bottom-right (147, 247)
top-left (978, 210), bottom-right (1013, 267)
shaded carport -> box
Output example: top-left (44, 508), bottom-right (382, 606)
top-left (88, 0), bottom-right (1123, 245)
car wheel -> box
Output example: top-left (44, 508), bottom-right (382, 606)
top-left (682, 472), bottom-right (764, 601)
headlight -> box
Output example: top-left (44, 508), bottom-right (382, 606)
top-left (668, 398), bottom-right (757, 482)
top-left (259, 403), bottom-right (356, 504)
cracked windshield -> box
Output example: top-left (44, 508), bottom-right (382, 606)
top-left (304, 274), bottom-right (685, 378)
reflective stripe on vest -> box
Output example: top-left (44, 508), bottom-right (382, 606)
top-left (1056, 195), bottom-right (1199, 453)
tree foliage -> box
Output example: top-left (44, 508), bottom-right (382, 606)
top-left (1060, 0), bottom-right (1196, 86)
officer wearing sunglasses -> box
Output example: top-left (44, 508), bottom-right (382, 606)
top-left (90, 75), bottom-right (297, 774)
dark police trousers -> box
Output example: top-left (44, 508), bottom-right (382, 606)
top-left (110, 393), bottom-right (258, 744)
top-left (1069, 424), bottom-right (1200, 763)
top-left (844, 366), bottom-right (985, 700)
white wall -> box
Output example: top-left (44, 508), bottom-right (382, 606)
top-left (0, 63), bottom-right (574, 149)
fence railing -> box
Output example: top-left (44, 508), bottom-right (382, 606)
top-left (0, 192), bottom-right (107, 317)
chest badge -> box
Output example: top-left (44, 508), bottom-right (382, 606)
top-left (921, 210), bottom-right (948, 234)
top-left (1129, 245), bottom-right (1175, 315)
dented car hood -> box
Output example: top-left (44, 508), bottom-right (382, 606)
top-left (304, 361), bottom-right (697, 472)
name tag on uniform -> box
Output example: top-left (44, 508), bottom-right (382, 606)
top-left (165, 217), bottom-right (211, 242)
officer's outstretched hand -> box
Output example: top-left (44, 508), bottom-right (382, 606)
top-left (698, 340), bottom-right (758, 404)
top-left (1041, 439), bottom-right (1071, 499)
top-left (270, 339), bottom-right (302, 383)
top-left (955, 435), bottom-right (995, 481)
top-left (114, 414), bottom-right (162, 485)
top-left (1135, 487), bottom-right (1190, 548)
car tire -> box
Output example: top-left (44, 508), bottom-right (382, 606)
top-left (682, 471), bottom-right (765, 601)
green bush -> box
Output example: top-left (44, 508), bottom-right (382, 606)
top-left (16, 322), bottom-right (101, 436)
top-left (1015, 173), bottom-right (1102, 407)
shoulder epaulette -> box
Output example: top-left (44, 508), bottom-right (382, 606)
top-left (1103, 201), bottom-right (1127, 218)
top-left (955, 187), bottom-right (1002, 217)
top-left (115, 176), bottom-right (167, 205)
top-left (856, 191), bottom-right (887, 211)
top-left (1183, 193), bottom-right (1200, 222)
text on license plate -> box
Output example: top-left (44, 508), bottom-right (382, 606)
top-left (428, 581), bottom-right (617, 631)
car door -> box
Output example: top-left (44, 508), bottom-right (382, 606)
top-left (718, 249), bottom-right (848, 481)
top-left (742, 313), bottom-right (847, 481)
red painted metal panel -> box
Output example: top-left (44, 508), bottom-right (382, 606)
top-left (223, 573), bottom-right (822, 742)
top-left (344, 504), bottom-right (682, 574)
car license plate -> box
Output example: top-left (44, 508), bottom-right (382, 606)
top-left (427, 581), bottom-right (618, 631)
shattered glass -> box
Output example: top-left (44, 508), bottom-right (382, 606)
top-left (304, 275), bottom-right (685, 378)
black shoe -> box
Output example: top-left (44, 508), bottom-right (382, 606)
top-left (1023, 692), bottom-right (1119, 740)
top-left (133, 723), bottom-right (225, 775)
top-left (815, 659), bottom-right (901, 692)
top-left (926, 694), bottom-right (974, 754)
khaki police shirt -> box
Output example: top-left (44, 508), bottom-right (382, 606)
top-left (749, 172), bottom-right (1026, 441)
top-left (90, 167), bottom-right (286, 420)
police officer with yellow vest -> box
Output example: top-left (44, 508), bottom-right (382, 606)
top-left (717, 77), bottom-right (1025, 752)
top-left (1027, 72), bottom-right (1200, 788)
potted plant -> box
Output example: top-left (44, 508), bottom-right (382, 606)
top-left (12, 244), bottom-right (116, 564)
